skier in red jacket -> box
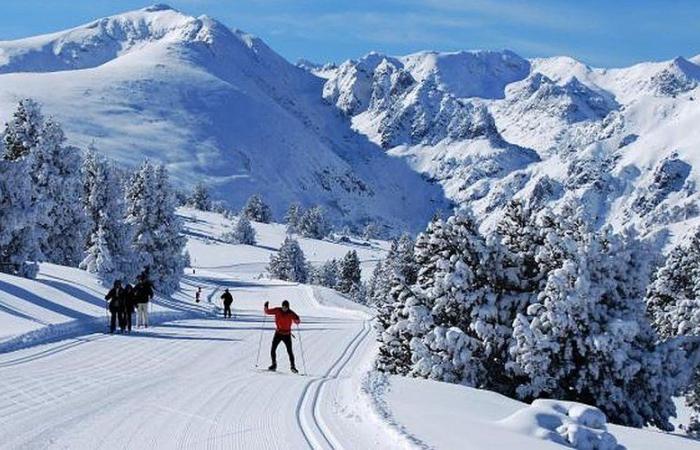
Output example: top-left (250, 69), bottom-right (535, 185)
top-left (264, 300), bottom-right (301, 373)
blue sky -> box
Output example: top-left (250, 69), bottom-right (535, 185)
top-left (0, 1), bottom-right (698, 67)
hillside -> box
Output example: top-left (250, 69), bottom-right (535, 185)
top-left (0, 5), bottom-right (448, 234)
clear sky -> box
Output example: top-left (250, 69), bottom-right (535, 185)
top-left (0, 1), bottom-right (698, 68)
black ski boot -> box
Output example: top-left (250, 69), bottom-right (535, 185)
top-left (268, 364), bottom-right (277, 372)
top-left (290, 366), bottom-right (299, 374)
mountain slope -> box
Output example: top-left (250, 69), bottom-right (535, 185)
top-left (320, 48), bottom-right (700, 240)
top-left (0, 5), bottom-right (448, 234)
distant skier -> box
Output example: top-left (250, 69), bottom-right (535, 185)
top-left (220, 288), bottom-right (233, 318)
top-left (264, 300), bottom-right (301, 373)
top-left (105, 280), bottom-right (125, 334)
top-left (195, 287), bottom-right (202, 303)
top-left (135, 273), bottom-right (154, 328)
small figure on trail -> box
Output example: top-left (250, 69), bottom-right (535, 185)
top-left (264, 300), bottom-right (301, 373)
top-left (135, 272), bottom-right (154, 328)
top-left (123, 284), bottom-right (136, 333)
top-left (221, 288), bottom-right (233, 318)
top-left (195, 287), bottom-right (202, 303)
top-left (105, 280), bottom-right (125, 334)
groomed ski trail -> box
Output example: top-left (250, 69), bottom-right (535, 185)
top-left (0, 274), bottom-right (402, 449)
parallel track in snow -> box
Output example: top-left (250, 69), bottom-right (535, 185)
top-left (296, 319), bottom-right (372, 450)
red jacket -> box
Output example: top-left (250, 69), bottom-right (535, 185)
top-left (264, 305), bottom-right (300, 335)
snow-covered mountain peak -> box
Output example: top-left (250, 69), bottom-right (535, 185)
top-left (400, 49), bottom-right (530, 99)
top-left (0, 6), bottom-right (226, 73)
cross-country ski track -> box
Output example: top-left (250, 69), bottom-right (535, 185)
top-left (0, 270), bottom-right (401, 450)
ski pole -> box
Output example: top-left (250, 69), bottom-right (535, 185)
top-left (255, 305), bottom-right (267, 368)
top-left (297, 323), bottom-right (308, 376)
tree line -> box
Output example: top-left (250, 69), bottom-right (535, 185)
top-left (0, 99), bottom-right (187, 294)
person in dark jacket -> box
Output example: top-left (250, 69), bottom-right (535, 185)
top-left (264, 300), bottom-right (301, 373)
top-left (135, 274), bottom-right (154, 328)
top-left (220, 288), bottom-right (233, 318)
top-left (123, 284), bottom-right (136, 333)
top-left (105, 280), bottom-right (125, 334)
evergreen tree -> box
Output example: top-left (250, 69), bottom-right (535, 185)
top-left (125, 162), bottom-right (187, 294)
top-left (368, 260), bottom-right (392, 308)
top-left (0, 157), bottom-right (38, 278)
top-left (81, 222), bottom-right (116, 282)
top-left (285, 202), bottom-right (303, 233)
top-left (408, 209), bottom-right (499, 386)
top-left (338, 250), bottom-right (361, 293)
top-left (312, 259), bottom-right (339, 288)
top-left (510, 215), bottom-right (689, 430)
top-left (224, 215), bottom-right (257, 245)
top-left (242, 194), bottom-right (272, 223)
top-left (0, 100), bottom-right (45, 278)
top-left (645, 227), bottom-right (700, 434)
top-left (189, 182), bottom-right (212, 211)
top-left (298, 205), bottom-right (329, 239)
top-left (81, 148), bottom-right (135, 286)
top-left (33, 118), bottom-right (87, 266)
top-left (3, 99), bottom-right (43, 161)
top-left (363, 222), bottom-right (381, 240)
top-left (268, 236), bottom-right (308, 283)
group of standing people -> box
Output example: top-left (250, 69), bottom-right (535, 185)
top-left (104, 271), bottom-right (155, 333)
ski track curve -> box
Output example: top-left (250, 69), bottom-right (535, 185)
top-left (0, 275), bottom-right (397, 450)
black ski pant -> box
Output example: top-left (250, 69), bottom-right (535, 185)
top-left (125, 309), bottom-right (133, 332)
top-left (110, 309), bottom-right (118, 333)
top-left (223, 302), bottom-right (232, 318)
top-left (270, 332), bottom-right (295, 368)
top-left (118, 310), bottom-right (127, 331)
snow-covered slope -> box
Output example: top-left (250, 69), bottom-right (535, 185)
top-left (0, 5), bottom-right (448, 233)
top-left (374, 375), bottom-right (698, 449)
top-left (321, 48), bottom-right (700, 240)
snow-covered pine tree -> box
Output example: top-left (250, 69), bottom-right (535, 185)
top-left (363, 222), bottom-right (381, 240)
top-left (149, 164), bottom-right (188, 294)
top-left (267, 236), bottom-right (308, 283)
top-left (311, 259), bottom-right (339, 288)
top-left (80, 221), bottom-right (116, 282)
top-left (368, 260), bottom-right (392, 309)
top-left (376, 281), bottom-right (424, 375)
top-left (3, 99), bottom-right (43, 161)
top-left (646, 227), bottom-right (700, 338)
top-left (285, 202), bottom-right (303, 233)
top-left (0, 156), bottom-right (38, 278)
top-left (32, 118), bottom-right (87, 266)
top-left (81, 148), bottom-right (135, 286)
top-left (509, 214), bottom-right (690, 430)
top-left (189, 182), bottom-right (212, 211)
top-left (241, 194), bottom-right (272, 223)
top-left (645, 227), bottom-right (700, 435)
top-left (408, 209), bottom-right (499, 386)
top-left (337, 250), bottom-right (361, 293)
top-left (376, 217), bottom-right (446, 376)
top-left (224, 215), bottom-right (257, 245)
top-left (0, 100), bottom-right (45, 278)
top-left (124, 161), bottom-right (186, 294)
top-left (298, 205), bottom-right (329, 239)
